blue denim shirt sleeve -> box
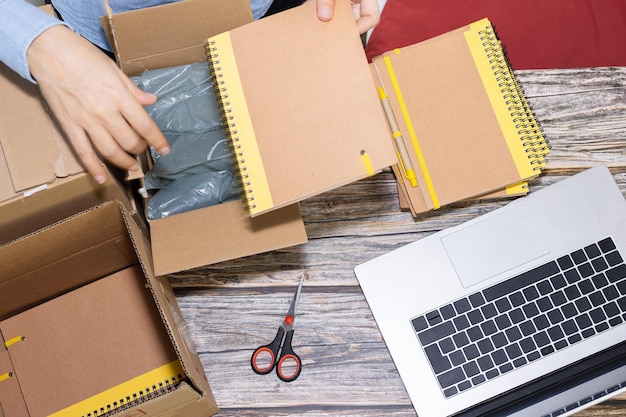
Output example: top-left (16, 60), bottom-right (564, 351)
top-left (0, 0), bottom-right (272, 84)
top-left (0, 0), bottom-right (66, 83)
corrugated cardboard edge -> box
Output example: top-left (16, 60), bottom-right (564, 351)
top-left (101, 0), bottom-right (253, 76)
top-left (119, 202), bottom-right (218, 412)
top-left (119, 382), bottom-right (215, 415)
top-left (0, 168), bottom-right (135, 246)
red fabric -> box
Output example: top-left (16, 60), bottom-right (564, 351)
top-left (365, 0), bottom-right (626, 69)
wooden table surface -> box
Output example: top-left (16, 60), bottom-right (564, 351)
top-left (169, 67), bottom-right (626, 416)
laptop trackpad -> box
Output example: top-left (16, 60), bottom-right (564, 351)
top-left (441, 204), bottom-right (551, 288)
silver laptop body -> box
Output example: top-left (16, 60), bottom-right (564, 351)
top-left (355, 165), bottom-right (626, 417)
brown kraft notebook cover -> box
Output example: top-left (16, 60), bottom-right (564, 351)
top-left (205, 0), bottom-right (397, 217)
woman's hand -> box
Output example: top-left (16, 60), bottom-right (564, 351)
top-left (27, 25), bottom-right (170, 184)
top-left (316, 0), bottom-right (380, 34)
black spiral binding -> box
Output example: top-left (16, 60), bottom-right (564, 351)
top-left (80, 373), bottom-right (184, 417)
top-left (204, 40), bottom-right (257, 212)
top-left (477, 22), bottom-right (550, 172)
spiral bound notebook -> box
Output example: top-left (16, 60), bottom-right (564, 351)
top-left (0, 266), bottom-right (183, 417)
top-left (204, 0), bottom-right (397, 217)
top-left (371, 19), bottom-right (549, 216)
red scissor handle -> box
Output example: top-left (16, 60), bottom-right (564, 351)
top-left (251, 327), bottom-right (283, 375)
top-left (251, 328), bottom-right (301, 382)
top-left (276, 329), bottom-right (301, 382)
top-left (251, 346), bottom-right (277, 374)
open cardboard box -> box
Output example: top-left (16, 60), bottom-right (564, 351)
top-left (0, 201), bottom-right (218, 416)
top-left (102, 0), bottom-right (308, 276)
top-left (0, 0), bottom-right (305, 278)
top-left (0, 55), bottom-right (135, 246)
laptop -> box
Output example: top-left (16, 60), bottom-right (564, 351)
top-left (355, 165), bottom-right (626, 417)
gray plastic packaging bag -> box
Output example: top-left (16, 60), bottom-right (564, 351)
top-left (146, 169), bottom-right (238, 220)
top-left (131, 63), bottom-right (239, 219)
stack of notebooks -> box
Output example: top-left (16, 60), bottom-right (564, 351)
top-left (203, 2), bottom-right (548, 218)
top-left (370, 19), bottom-right (549, 216)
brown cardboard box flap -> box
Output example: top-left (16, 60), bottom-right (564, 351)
top-left (0, 64), bottom-right (82, 201)
top-left (0, 202), bottom-right (135, 320)
top-left (104, 0), bottom-right (253, 76)
top-left (150, 199), bottom-right (307, 275)
top-left (0, 172), bottom-right (133, 246)
top-left (109, 201), bottom-right (216, 401)
top-left (111, 200), bottom-right (217, 409)
top-left (123, 202), bottom-right (216, 399)
top-left (0, 4), bottom-right (81, 201)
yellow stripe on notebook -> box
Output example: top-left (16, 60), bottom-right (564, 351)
top-left (208, 31), bottom-right (273, 216)
top-left (506, 181), bottom-right (528, 196)
top-left (464, 19), bottom-right (536, 180)
top-left (384, 55), bottom-right (440, 209)
top-left (360, 150), bottom-right (376, 176)
top-left (48, 360), bottom-right (185, 417)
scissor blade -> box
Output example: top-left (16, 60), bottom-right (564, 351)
top-left (284, 272), bottom-right (306, 325)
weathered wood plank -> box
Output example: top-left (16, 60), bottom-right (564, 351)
top-left (518, 67), bottom-right (626, 169)
top-left (211, 407), bottom-right (418, 416)
top-left (178, 290), bottom-right (409, 406)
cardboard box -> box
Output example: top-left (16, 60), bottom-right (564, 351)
top-left (0, 0), bottom-right (305, 277)
top-left (0, 51), bottom-right (135, 246)
top-left (0, 201), bottom-right (218, 416)
top-left (103, 0), bottom-right (308, 276)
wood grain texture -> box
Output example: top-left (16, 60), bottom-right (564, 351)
top-left (170, 67), bottom-right (626, 416)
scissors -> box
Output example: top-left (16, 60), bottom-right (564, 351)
top-left (251, 273), bottom-right (305, 382)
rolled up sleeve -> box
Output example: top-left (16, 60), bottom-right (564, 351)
top-left (0, 0), bottom-right (66, 82)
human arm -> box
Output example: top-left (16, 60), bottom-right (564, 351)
top-left (316, 0), bottom-right (380, 34)
top-left (0, 0), bottom-right (66, 81)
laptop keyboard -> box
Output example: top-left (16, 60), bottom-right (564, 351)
top-left (411, 237), bottom-right (626, 398)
